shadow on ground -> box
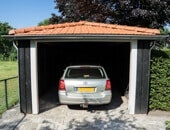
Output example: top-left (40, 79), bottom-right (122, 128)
top-left (65, 100), bottom-right (146, 130)
top-left (39, 87), bottom-right (59, 113)
top-left (62, 91), bottom-right (145, 130)
top-left (39, 88), bottom-right (123, 113)
top-left (0, 105), bottom-right (26, 130)
top-left (65, 110), bottom-right (146, 130)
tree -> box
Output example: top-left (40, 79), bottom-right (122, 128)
top-left (38, 19), bottom-right (50, 26)
top-left (49, 13), bottom-right (64, 24)
top-left (0, 22), bottom-right (16, 60)
top-left (50, 0), bottom-right (170, 28)
top-left (160, 28), bottom-right (170, 35)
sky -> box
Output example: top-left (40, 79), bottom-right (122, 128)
top-left (0, 0), bottom-right (58, 29)
top-left (0, 1), bottom-right (169, 30)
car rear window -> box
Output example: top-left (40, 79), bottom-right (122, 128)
top-left (65, 67), bottom-right (106, 78)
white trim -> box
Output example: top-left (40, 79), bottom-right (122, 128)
top-left (30, 41), bottom-right (39, 114)
top-left (128, 40), bottom-right (138, 114)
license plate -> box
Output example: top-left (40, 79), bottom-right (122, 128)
top-left (77, 87), bottom-right (95, 92)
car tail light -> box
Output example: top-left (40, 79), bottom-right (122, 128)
top-left (59, 80), bottom-right (65, 90)
top-left (105, 80), bottom-right (112, 90)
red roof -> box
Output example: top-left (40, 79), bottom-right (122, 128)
top-left (9, 21), bottom-right (160, 35)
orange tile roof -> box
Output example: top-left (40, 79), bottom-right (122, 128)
top-left (9, 21), bottom-right (160, 35)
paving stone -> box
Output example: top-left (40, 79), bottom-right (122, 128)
top-left (0, 97), bottom-right (169, 130)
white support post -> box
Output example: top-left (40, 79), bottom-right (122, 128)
top-left (30, 41), bottom-right (39, 114)
top-left (128, 40), bottom-right (138, 114)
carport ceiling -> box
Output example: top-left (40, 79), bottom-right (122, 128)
top-left (5, 21), bottom-right (167, 41)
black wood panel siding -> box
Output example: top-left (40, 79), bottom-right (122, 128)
top-left (135, 41), bottom-right (151, 114)
top-left (18, 40), bottom-right (32, 114)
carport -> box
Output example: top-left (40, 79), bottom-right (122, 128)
top-left (4, 21), bottom-right (166, 114)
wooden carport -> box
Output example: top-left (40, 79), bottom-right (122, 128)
top-left (3, 21), bottom-right (167, 114)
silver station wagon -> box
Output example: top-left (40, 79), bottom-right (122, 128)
top-left (58, 65), bottom-right (112, 108)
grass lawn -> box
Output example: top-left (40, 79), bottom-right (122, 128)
top-left (0, 61), bottom-right (18, 114)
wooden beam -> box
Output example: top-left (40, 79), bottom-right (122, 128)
top-left (30, 40), bottom-right (39, 114)
top-left (128, 40), bottom-right (138, 114)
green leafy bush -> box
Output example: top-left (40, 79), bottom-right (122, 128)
top-left (165, 121), bottom-right (170, 130)
top-left (149, 49), bottom-right (170, 111)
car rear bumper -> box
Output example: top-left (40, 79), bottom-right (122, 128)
top-left (58, 90), bottom-right (112, 105)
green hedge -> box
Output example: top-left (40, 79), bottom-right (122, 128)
top-left (149, 49), bottom-right (170, 111)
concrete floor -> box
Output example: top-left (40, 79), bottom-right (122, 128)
top-left (0, 89), bottom-right (170, 130)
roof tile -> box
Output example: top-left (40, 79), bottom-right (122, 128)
top-left (9, 21), bottom-right (160, 35)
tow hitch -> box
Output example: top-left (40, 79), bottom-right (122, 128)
top-left (80, 103), bottom-right (88, 108)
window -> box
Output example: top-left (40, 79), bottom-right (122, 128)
top-left (65, 68), bottom-right (105, 78)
